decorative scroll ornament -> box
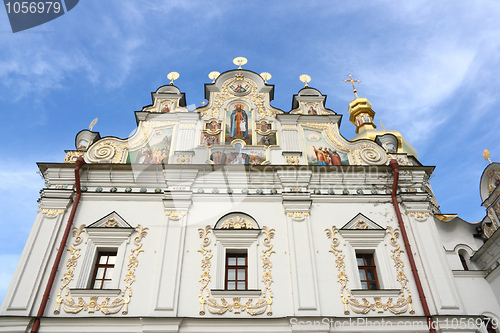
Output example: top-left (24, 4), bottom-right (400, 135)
top-left (324, 226), bottom-right (413, 315)
top-left (54, 225), bottom-right (148, 315)
top-left (220, 216), bottom-right (256, 229)
top-left (86, 140), bottom-right (127, 163)
top-left (198, 225), bottom-right (275, 316)
top-left (41, 209), bottom-right (65, 217)
top-left (63, 151), bottom-right (85, 163)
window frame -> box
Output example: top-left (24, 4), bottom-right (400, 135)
top-left (72, 228), bottom-right (134, 291)
top-left (339, 229), bottom-right (399, 291)
top-left (91, 251), bottom-right (118, 290)
top-left (225, 251), bottom-right (248, 291)
top-left (356, 252), bottom-right (380, 290)
top-left (212, 229), bottom-right (261, 292)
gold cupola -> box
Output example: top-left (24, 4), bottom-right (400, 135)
top-left (344, 74), bottom-right (418, 158)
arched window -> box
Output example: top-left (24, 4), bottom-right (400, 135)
top-left (458, 249), bottom-right (469, 271)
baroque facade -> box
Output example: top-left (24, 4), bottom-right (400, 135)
top-left (1, 64), bottom-right (499, 333)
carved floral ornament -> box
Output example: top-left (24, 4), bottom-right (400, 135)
top-left (355, 220), bottom-right (369, 229)
top-left (54, 224), bottom-right (148, 315)
top-left (104, 218), bottom-right (118, 228)
top-left (41, 209), bottom-right (65, 217)
top-left (286, 211), bottom-right (309, 221)
top-left (408, 212), bottom-right (430, 221)
top-left (487, 170), bottom-right (500, 194)
top-left (285, 156), bottom-right (300, 165)
top-left (198, 225), bottom-right (275, 316)
top-left (324, 226), bottom-right (414, 315)
top-left (219, 215), bottom-right (256, 229)
top-left (165, 210), bottom-right (187, 220)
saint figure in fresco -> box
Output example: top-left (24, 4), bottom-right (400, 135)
top-left (136, 147), bottom-right (152, 164)
top-left (230, 104), bottom-right (249, 138)
top-left (308, 106), bottom-right (317, 115)
top-left (313, 146), bottom-right (327, 165)
top-left (327, 148), bottom-right (342, 166)
top-left (161, 104), bottom-right (170, 113)
top-left (233, 83), bottom-right (247, 93)
top-left (208, 120), bottom-right (218, 131)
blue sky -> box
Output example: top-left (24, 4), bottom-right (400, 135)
top-left (1, 1), bottom-right (499, 303)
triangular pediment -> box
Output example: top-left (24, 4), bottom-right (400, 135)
top-left (341, 213), bottom-right (384, 230)
top-left (87, 211), bottom-right (133, 229)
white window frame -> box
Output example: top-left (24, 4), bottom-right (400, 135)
top-left (339, 229), bottom-right (398, 292)
top-left (211, 229), bottom-right (261, 295)
top-left (73, 228), bottom-right (134, 291)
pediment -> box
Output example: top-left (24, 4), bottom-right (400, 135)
top-left (87, 211), bottom-right (133, 229)
top-left (341, 213), bottom-right (384, 230)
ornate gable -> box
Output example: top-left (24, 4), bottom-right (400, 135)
top-left (87, 211), bottom-right (133, 229)
top-left (340, 213), bottom-right (384, 230)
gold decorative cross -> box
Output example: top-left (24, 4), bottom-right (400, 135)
top-left (344, 74), bottom-right (361, 98)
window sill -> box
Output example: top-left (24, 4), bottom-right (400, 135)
top-left (350, 289), bottom-right (402, 298)
top-left (452, 270), bottom-right (487, 278)
top-left (210, 289), bottom-right (262, 297)
top-left (69, 288), bottom-right (122, 297)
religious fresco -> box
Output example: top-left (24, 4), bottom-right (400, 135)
top-left (210, 142), bottom-right (266, 165)
top-left (205, 119), bottom-right (222, 131)
top-left (355, 113), bottom-right (373, 127)
top-left (228, 80), bottom-right (251, 96)
top-left (225, 101), bottom-right (252, 145)
top-left (257, 120), bottom-right (272, 132)
top-left (201, 133), bottom-right (220, 146)
top-left (304, 129), bottom-right (349, 166)
top-left (126, 127), bottom-right (173, 164)
top-left (160, 101), bottom-right (173, 113)
top-left (385, 142), bottom-right (397, 153)
top-left (257, 133), bottom-right (277, 146)
top-left (306, 103), bottom-right (318, 115)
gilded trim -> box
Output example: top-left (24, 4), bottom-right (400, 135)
top-left (54, 225), bottom-right (148, 315)
top-left (325, 226), bottom-right (413, 315)
top-left (198, 225), bottom-right (275, 316)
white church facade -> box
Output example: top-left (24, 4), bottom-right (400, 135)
top-left (1, 62), bottom-right (499, 333)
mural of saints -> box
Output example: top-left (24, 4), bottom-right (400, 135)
top-left (226, 102), bottom-right (252, 144)
top-left (304, 130), bottom-right (349, 166)
top-left (126, 128), bottom-right (173, 164)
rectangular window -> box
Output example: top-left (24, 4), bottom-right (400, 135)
top-left (356, 253), bottom-right (380, 290)
top-left (225, 252), bottom-right (247, 291)
top-left (91, 251), bottom-right (117, 289)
